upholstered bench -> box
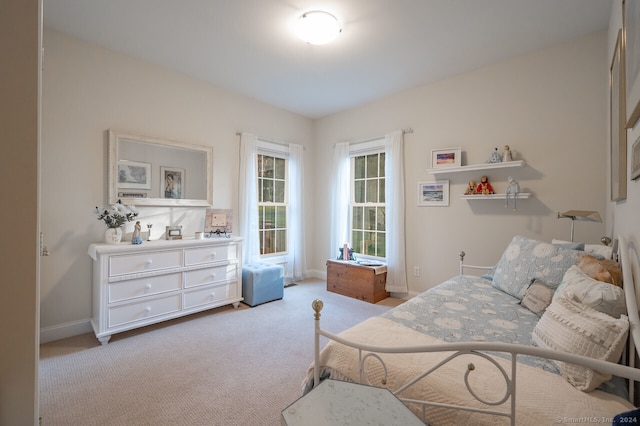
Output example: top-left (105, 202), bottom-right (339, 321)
top-left (241, 262), bottom-right (285, 307)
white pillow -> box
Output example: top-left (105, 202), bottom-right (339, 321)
top-left (521, 280), bottom-right (554, 316)
top-left (532, 294), bottom-right (629, 391)
top-left (551, 239), bottom-right (614, 259)
top-left (584, 244), bottom-right (613, 260)
top-left (555, 265), bottom-right (626, 318)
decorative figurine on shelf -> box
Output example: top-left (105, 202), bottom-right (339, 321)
top-left (502, 145), bottom-right (513, 162)
top-left (486, 147), bottom-right (502, 164)
top-left (476, 176), bottom-right (494, 195)
top-left (464, 180), bottom-right (477, 195)
top-left (131, 221), bottom-right (143, 245)
top-left (505, 176), bottom-right (520, 211)
top-left (146, 223), bottom-right (153, 241)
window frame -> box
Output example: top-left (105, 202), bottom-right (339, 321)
top-left (256, 141), bottom-right (289, 259)
top-left (349, 140), bottom-right (386, 262)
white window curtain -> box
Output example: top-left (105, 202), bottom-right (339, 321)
top-left (329, 142), bottom-right (351, 260)
top-left (384, 130), bottom-right (408, 293)
top-left (329, 133), bottom-right (407, 293)
top-left (286, 143), bottom-right (307, 281)
top-left (238, 132), bottom-right (260, 265)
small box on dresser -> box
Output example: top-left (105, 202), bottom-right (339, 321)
top-left (326, 260), bottom-right (389, 303)
top-left (88, 237), bottom-right (243, 344)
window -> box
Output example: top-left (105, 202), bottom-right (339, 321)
top-left (257, 153), bottom-right (287, 255)
top-left (351, 152), bottom-right (385, 258)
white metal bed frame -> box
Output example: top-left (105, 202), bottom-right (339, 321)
top-left (312, 236), bottom-right (640, 425)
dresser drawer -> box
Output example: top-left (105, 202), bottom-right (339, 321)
top-left (184, 244), bottom-right (238, 266)
top-left (184, 282), bottom-right (237, 309)
top-left (184, 264), bottom-right (238, 288)
top-left (109, 250), bottom-right (182, 276)
top-left (108, 273), bottom-right (182, 303)
top-left (108, 294), bottom-right (182, 328)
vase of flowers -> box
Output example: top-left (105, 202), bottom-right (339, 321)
top-left (95, 201), bottom-right (139, 244)
top-left (104, 227), bottom-right (123, 244)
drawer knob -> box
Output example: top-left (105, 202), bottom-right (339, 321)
top-left (210, 292), bottom-right (215, 299)
top-left (145, 259), bottom-right (153, 266)
top-left (210, 273), bottom-right (216, 279)
top-left (144, 283), bottom-right (152, 291)
top-left (210, 253), bottom-right (217, 258)
top-left (144, 306), bottom-right (151, 313)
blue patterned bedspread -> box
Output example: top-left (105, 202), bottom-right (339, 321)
top-left (380, 275), bottom-right (625, 396)
top-left (381, 275), bottom-right (557, 372)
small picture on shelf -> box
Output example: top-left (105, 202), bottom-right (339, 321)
top-left (205, 208), bottom-right (233, 237)
top-left (430, 148), bottom-right (461, 169)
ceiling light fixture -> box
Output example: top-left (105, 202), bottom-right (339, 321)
top-left (295, 10), bottom-right (342, 45)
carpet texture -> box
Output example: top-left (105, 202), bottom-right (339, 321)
top-left (39, 279), bottom-right (402, 425)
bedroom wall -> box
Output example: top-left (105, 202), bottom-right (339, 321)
top-left (608, 2), bottom-right (640, 279)
top-left (312, 32), bottom-right (608, 295)
top-left (40, 29), bottom-right (315, 341)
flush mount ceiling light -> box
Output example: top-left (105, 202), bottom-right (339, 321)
top-left (295, 10), bottom-right (342, 45)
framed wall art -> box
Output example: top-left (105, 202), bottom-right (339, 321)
top-left (161, 166), bottom-right (185, 199)
top-left (417, 181), bottom-right (449, 207)
top-left (611, 29), bottom-right (628, 201)
top-left (430, 148), bottom-right (461, 169)
top-left (632, 135), bottom-right (640, 180)
top-left (625, 0), bottom-right (640, 128)
top-left (117, 160), bottom-right (151, 190)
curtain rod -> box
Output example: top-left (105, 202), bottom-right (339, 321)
top-left (333, 128), bottom-right (414, 147)
top-left (236, 128), bottom-right (413, 149)
top-left (235, 131), bottom-right (295, 148)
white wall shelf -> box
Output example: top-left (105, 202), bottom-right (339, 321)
top-left (427, 160), bottom-right (525, 175)
top-left (460, 192), bottom-right (531, 200)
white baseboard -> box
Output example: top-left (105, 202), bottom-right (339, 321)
top-left (304, 268), bottom-right (326, 280)
top-left (40, 319), bottom-right (92, 344)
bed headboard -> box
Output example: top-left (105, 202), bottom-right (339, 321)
top-left (619, 235), bottom-right (640, 402)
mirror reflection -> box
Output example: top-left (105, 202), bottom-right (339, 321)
top-left (109, 130), bottom-right (213, 206)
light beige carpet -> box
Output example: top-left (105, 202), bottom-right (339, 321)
top-left (39, 279), bottom-right (403, 425)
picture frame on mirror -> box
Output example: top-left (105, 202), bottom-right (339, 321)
top-left (161, 166), bottom-right (185, 199)
top-left (118, 160), bottom-right (151, 190)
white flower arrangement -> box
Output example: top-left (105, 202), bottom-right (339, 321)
top-left (95, 200), bottom-right (138, 228)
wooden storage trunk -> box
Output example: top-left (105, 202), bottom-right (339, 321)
top-left (326, 260), bottom-right (389, 303)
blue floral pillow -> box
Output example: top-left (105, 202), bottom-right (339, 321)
top-left (491, 235), bottom-right (584, 300)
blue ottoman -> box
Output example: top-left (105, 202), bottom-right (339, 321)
top-left (242, 263), bottom-right (285, 307)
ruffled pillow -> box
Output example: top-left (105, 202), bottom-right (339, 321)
top-left (532, 293), bottom-right (629, 391)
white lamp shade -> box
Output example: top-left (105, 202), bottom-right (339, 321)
top-left (295, 11), bottom-right (341, 45)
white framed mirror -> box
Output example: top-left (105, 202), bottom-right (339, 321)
top-left (108, 129), bottom-right (213, 207)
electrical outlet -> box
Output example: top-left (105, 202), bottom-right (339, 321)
top-left (413, 266), bottom-right (420, 277)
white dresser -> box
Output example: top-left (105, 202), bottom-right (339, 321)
top-left (88, 237), bottom-right (243, 344)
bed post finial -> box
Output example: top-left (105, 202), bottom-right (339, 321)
top-left (312, 299), bottom-right (324, 320)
